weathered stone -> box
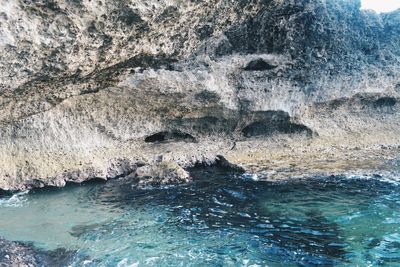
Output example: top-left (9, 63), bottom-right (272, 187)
top-left (0, 0), bottom-right (399, 189)
top-left (0, 238), bottom-right (78, 266)
top-left (136, 162), bottom-right (191, 186)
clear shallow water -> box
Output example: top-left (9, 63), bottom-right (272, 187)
top-left (1, 167), bottom-right (400, 266)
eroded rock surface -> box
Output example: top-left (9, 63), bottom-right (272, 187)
top-left (0, 0), bottom-right (399, 190)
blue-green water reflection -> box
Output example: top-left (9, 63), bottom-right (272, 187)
top-left (1, 168), bottom-right (399, 266)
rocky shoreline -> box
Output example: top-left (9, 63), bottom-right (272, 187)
top-left (0, 238), bottom-right (80, 266)
top-left (1, 0), bottom-right (399, 190)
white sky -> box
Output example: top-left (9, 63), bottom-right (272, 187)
top-left (361, 0), bottom-right (400, 13)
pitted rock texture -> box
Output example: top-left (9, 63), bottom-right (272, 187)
top-left (0, 0), bottom-right (399, 190)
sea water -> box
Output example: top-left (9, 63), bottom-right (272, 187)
top-left (0, 167), bottom-right (399, 266)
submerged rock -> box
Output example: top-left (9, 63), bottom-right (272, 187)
top-left (0, 0), bottom-right (399, 189)
top-left (0, 238), bottom-right (79, 266)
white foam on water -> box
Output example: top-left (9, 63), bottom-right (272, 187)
top-left (241, 170), bottom-right (400, 186)
top-left (0, 191), bottom-right (29, 208)
top-left (116, 258), bottom-right (139, 267)
top-left (345, 174), bottom-right (400, 186)
top-left (241, 173), bottom-right (260, 181)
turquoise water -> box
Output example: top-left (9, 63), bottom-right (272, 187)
top-left (1, 167), bottom-right (400, 266)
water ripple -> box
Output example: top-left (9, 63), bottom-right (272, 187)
top-left (0, 168), bottom-right (400, 266)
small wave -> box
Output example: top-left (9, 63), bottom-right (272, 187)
top-left (0, 191), bottom-right (29, 207)
top-left (241, 172), bottom-right (260, 181)
top-left (342, 173), bottom-right (400, 186)
top-left (240, 171), bottom-right (400, 186)
top-left (116, 258), bottom-right (139, 267)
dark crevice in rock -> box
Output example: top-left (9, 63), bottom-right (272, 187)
top-left (85, 53), bottom-right (178, 86)
top-left (241, 111), bottom-right (313, 138)
top-left (0, 188), bottom-right (8, 197)
top-left (314, 94), bottom-right (399, 112)
top-left (145, 131), bottom-right (196, 143)
top-left (187, 155), bottom-right (245, 180)
top-left (145, 132), bottom-right (168, 143)
top-left (215, 155), bottom-right (245, 173)
top-left (374, 97), bottom-right (397, 108)
top-left (243, 58), bottom-right (277, 71)
top-left (242, 121), bottom-right (312, 137)
top-left (194, 90), bottom-right (221, 103)
top-left (79, 87), bottom-right (100, 95)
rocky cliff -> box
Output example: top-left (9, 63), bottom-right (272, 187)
top-left (1, 0), bottom-right (400, 190)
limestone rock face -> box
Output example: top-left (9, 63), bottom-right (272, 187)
top-left (135, 161), bottom-right (191, 187)
top-left (0, 0), bottom-right (399, 190)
